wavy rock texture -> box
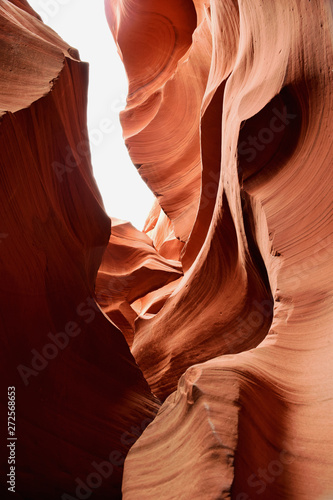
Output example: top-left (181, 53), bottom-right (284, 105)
top-left (105, 0), bottom-right (333, 499)
top-left (95, 217), bottom-right (182, 345)
top-left (0, 2), bottom-right (159, 499)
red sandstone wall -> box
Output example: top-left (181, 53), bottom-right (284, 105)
top-left (0, 0), bottom-right (332, 499)
top-left (0, 2), bottom-right (158, 498)
top-left (105, 0), bottom-right (333, 498)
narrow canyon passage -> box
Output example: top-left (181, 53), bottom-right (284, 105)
top-left (0, 1), bottom-right (332, 499)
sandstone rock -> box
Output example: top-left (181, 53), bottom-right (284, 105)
top-left (1, 0), bottom-right (332, 498)
top-left (106, 0), bottom-right (333, 498)
top-left (0, 2), bottom-right (158, 498)
top-left (95, 217), bottom-right (182, 345)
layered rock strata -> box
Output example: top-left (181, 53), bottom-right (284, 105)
top-left (1, 0), bottom-right (332, 499)
top-left (105, 0), bottom-right (333, 498)
top-left (0, 2), bottom-right (159, 498)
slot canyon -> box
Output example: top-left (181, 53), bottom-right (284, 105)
top-left (0, 0), bottom-right (332, 498)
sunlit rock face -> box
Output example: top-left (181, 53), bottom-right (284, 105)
top-left (1, 0), bottom-right (332, 499)
top-left (0, 1), bottom-right (159, 499)
top-left (95, 217), bottom-right (183, 346)
top-left (105, 0), bottom-right (333, 499)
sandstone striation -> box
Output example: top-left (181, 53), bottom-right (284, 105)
top-left (95, 217), bottom-right (183, 345)
top-left (105, 0), bottom-right (333, 499)
top-left (1, 0), bottom-right (332, 499)
top-left (0, 1), bottom-right (159, 499)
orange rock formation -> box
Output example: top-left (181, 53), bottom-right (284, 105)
top-left (0, 1), bottom-right (158, 498)
top-left (105, 0), bottom-right (333, 498)
top-left (0, 0), bottom-right (332, 499)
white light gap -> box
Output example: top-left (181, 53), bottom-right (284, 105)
top-left (27, 0), bottom-right (154, 230)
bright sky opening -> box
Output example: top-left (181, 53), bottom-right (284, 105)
top-left (27, 0), bottom-right (155, 230)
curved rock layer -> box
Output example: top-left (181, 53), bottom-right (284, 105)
top-left (107, 0), bottom-right (274, 400)
top-left (95, 217), bottom-right (183, 346)
top-left (106, 0), bottom-right (333, 499)
top-left (0, 2), bottom-right (159, 499)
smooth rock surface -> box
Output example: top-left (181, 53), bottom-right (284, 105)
top-left (0, 2), bottom-right (159, 498)
top-left (1, 0), bottom-right (332, 499)
top-left (105, 0), bottom-right (333, 498)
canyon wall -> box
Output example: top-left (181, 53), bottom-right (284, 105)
top-left (105, 0), bottom-right (333, 499)
top-left (0, 2), bottom-right (159, 499)
top-left (0, 0), bottom-right (332, 499)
